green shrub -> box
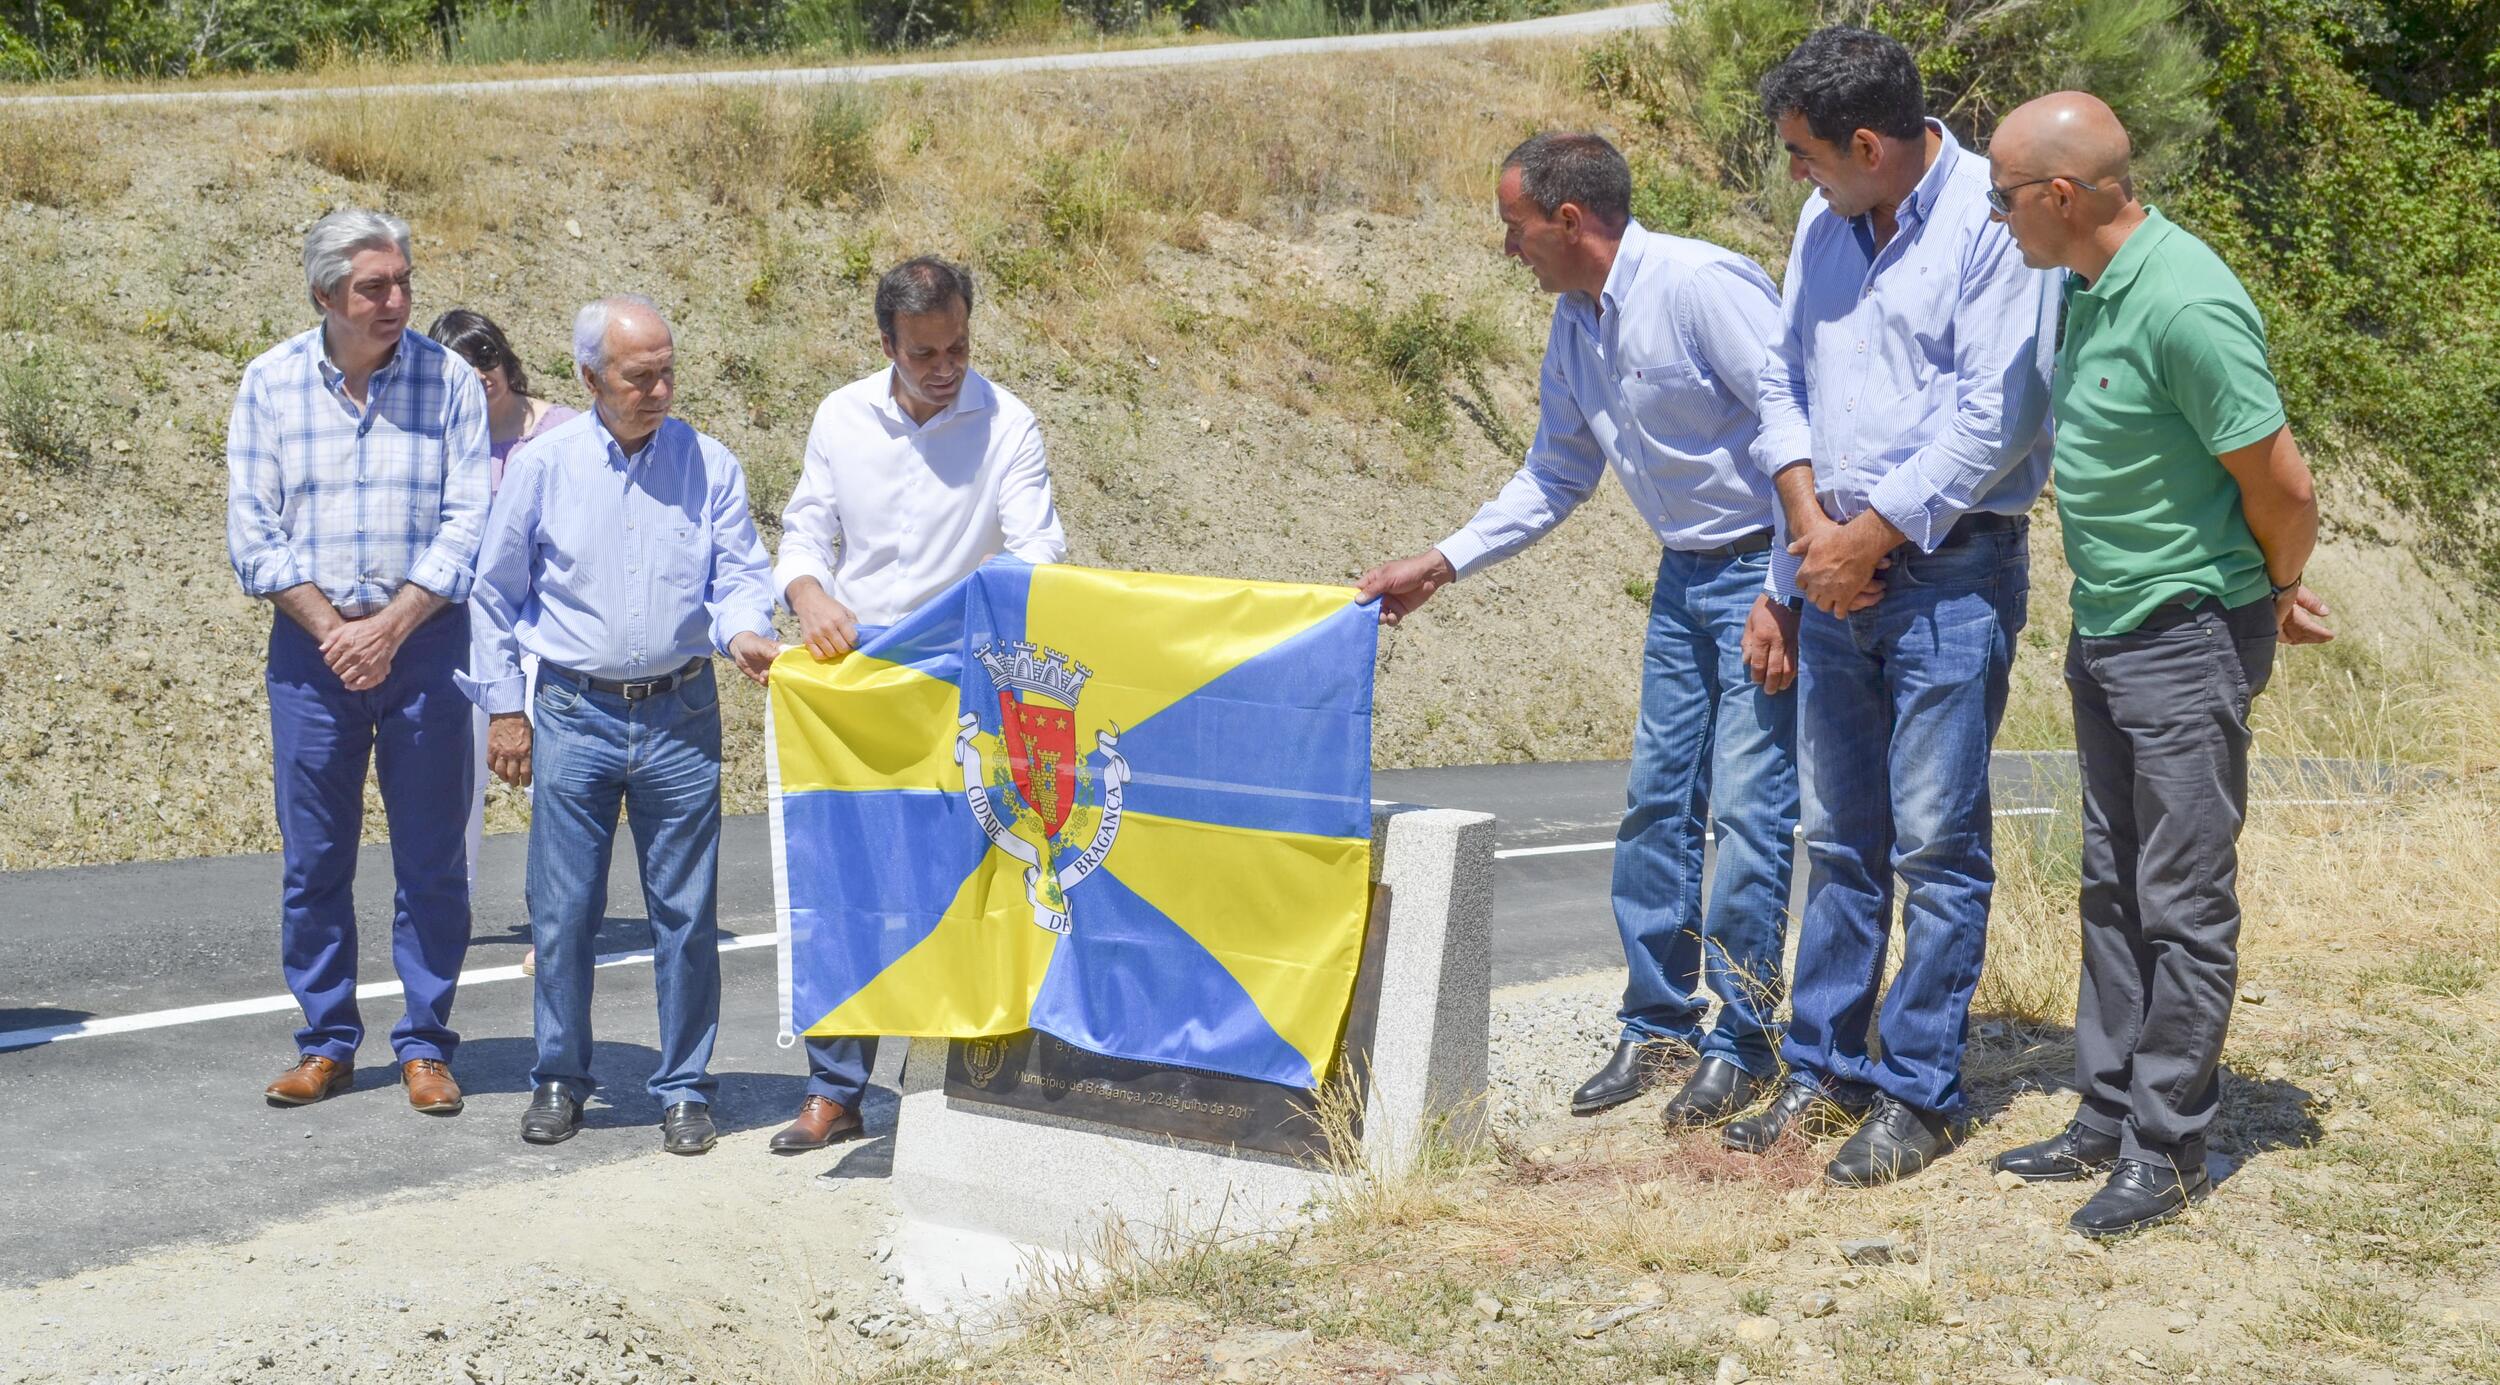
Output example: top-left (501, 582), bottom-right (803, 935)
top-left (1589, 0), bottom-right (2210, 196)
top-left (2185, 0), bottom-right (2500, 592)
top-left (1037, 148), bottom-right (1131, 251)
top-left (1303, 293), bottom-right (1521, 457)
top-left (1, 353), bottom-right (90, 474)
top-left (676, 87), bottom-right (883, 211)
top-left (790, 86), bottom-right (882, 206)
top-left (450, 0), bottom-right (649, 64)
top-left (1586, 0), bottom-right (2500, 592)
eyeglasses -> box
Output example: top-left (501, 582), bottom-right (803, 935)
top-left (1985, 175), bottom-right (2104, 215)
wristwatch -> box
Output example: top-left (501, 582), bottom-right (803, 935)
top-left (2269, 573), bottom-right (2303, 599)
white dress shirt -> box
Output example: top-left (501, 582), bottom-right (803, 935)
top-left (775, 367), bottom-right (1067, 626)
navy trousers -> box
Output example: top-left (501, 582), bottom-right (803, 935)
top-left (807, 1037), bottom-right (878, 1107)
top-left (265, 606), bottom-right (474, 1064)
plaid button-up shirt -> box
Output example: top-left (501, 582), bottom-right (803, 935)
top-left (225, 326), bottom-right (490, 616)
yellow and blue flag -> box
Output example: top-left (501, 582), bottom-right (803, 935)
top-left (768, 560), bottom-right (1377, 1090)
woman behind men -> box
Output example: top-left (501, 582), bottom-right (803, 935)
top-left (429, 309), bottom-right (578, 974)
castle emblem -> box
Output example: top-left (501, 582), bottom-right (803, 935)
top-left (953, 641), bottom-right (1130, 935)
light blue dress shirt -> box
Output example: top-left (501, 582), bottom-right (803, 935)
top-left (225, 327), bottom-right (490, 615)
top-left (1437, 221), bottom-right (1785, 579)
top-left (1755, 121), bottom-right (2058, 575)
top-left (462, 410), bottom-right (778, 716)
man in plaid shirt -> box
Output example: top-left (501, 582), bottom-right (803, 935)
top-left (226, 208), bottom-right (491, 1116)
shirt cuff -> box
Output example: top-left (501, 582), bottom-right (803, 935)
top-left (1865, 464), bottom-right (1951, 553)
top-left (774, 555), bottom-right (836, 611)
top-left (1433, 529), bottom-right (1494, 580)
top-left (713, 607), bottom-right (777, 657)
top-left (407, 548), bottom-right (474, 604)
top-left (457, 669), bottom-right (526, 716)
top-left (239, 548), bottom-right (312, 598)
top-left (1752, 427), bottom-right (1814, 479)
top-left (1766, 545), bottom-right (1802, 602)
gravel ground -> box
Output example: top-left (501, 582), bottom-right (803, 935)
top-left (1485, 971), bottom-right (1624, 1135)
top-left (0, 970), bottom-right (1629, 1385)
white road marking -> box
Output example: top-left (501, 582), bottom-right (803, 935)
top-left (1495, 840), bottom-right (1617, 860)
top-left (0, 933), bottom-right (779, 1053)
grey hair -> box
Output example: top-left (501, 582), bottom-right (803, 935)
top-left (572, 294), bottom-right (667, 375)
top-left (1502, 132), bottom-right (1633, 231)
top-left (302, 208), bottom-right (412, 312)
top-left (873, 256), bottom-right (975, 341)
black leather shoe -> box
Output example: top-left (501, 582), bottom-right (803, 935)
top-left (1661, 1057), bottom-right (1768, 1129)
top-left (1992, 1120), bottom-right (2122, 1184)
top-left (2071, 1157), bottom-right (2209, 1239)
top-left (1722, 1076), bottom-right (1871, 1154)
top-left (1570, 1038), bottom-right (1687, 1115)
top-left (661, 1101), bottom-right (718, 1156)
top-left (1824, 1095), bottom-right (1968, 1187)
top-left (519, 1083), bottom-right (582, 1146)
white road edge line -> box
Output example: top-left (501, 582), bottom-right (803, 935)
top-left (0, 933), bottom-right (779, 1053)
top-left (1, 793), bottom-right (2381, 1052)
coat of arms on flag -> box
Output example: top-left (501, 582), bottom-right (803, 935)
top-left (767, 560), bottom-right (1378, 1090)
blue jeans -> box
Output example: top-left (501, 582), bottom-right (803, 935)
top-left (1612, 546), bottom-right (1800, 1075)
top-left (1781, 523), bottom-right (2028, 1117)
top-left (266, 606), bottom-right (474, 1064)
top-left (806, 1037), bottom-right (879, 1107)
top-left (526, 663), bottom-right (726, 1107)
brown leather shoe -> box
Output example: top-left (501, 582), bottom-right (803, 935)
top-left (264, 1055), bottom-right (352, 1106)
top-left (769, 1095), bottom-right (862, 1153)
top-left (402, 1058), bottom-right (464, 1115)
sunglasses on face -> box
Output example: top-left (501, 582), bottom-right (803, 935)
top-left (1986, 175), bottom-right (2105, 215)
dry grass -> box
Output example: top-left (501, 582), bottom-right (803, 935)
top-left (837, 671), bottom-right (2500, 1385)
top-left (290, 96), bottom-right (470, 192)
top-left (0, 112), bottom-right (114, 206)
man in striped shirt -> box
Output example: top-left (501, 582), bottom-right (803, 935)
top-left (225, 208), bottom-right (490, 1115)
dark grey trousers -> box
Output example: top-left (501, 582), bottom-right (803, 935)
top-left (2065, 595), bottom-right (2277, 1169)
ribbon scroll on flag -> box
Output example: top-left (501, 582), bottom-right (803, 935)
top-left (767, 560), bottom-right (1378, 1090)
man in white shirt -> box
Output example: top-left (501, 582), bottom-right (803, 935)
top-left (768, 256), bottom-right (1068, 1154)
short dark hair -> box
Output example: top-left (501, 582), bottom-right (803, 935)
top-left (426, 308), bottom-right (531, 396)
top-left (1502, 132), bottom-right (1632, 231)
top-left (1758, 27), bottom-right (1928, 149)
top-left (874, 256), bottom-right (975, 341)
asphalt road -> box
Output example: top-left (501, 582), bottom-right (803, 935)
top-left (3, 750), bottom-right (2389, 1288)
top-left (0, 760), bottom-right (1648, 1289)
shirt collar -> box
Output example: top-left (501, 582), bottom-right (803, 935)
top-left (1904, 119), bottom-right (1960, 223)
top-left (589, 407), bottom-right (673, 468)
top-left (1565, 220), bottom-right (1649, 337)
top-left (875, 366), bottom-right (995, 429)
top-left (1853, 119), bottom-right (1960, 239)
top-left (2076, 206), bottom-right (2175, 301)
top-left (314, 326), bottom-right (407, 390)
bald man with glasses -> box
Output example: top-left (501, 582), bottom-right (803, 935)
top-left (1984, 91), bottom-right (2333, 1238)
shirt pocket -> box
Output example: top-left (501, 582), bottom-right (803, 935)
top-left (664, 520), bottom-right (711, 592)
top-left (1617, 358), bottom-right (1715, 450)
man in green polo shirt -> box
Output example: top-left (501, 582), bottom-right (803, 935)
top-left (1982, 91), bottom-right (2335, 1239)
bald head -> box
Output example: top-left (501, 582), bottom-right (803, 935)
top-left (574, 293), bottom-right (677, 447)
top-left (1994, 92), bottom-right (2133, 189)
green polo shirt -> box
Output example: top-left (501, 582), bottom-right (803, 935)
top-left (2051, 208), bottom-right (2285, 637)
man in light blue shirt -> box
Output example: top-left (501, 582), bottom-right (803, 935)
top-left (1719, 27), bottom-right (2057, 1188)
top-left (1361, 133), bottom-right (1801, 1130)
top-left (466, 295), bottom-right (780, 1156)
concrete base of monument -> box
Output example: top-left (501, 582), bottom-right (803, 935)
top-left (887, 1076), bottom-right (1339, 1319)
top-left (885, 804), bottom-right (1496, 1326)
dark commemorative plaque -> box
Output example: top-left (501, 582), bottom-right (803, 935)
top-left (942, 883), bottom-right (1392, 1164)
